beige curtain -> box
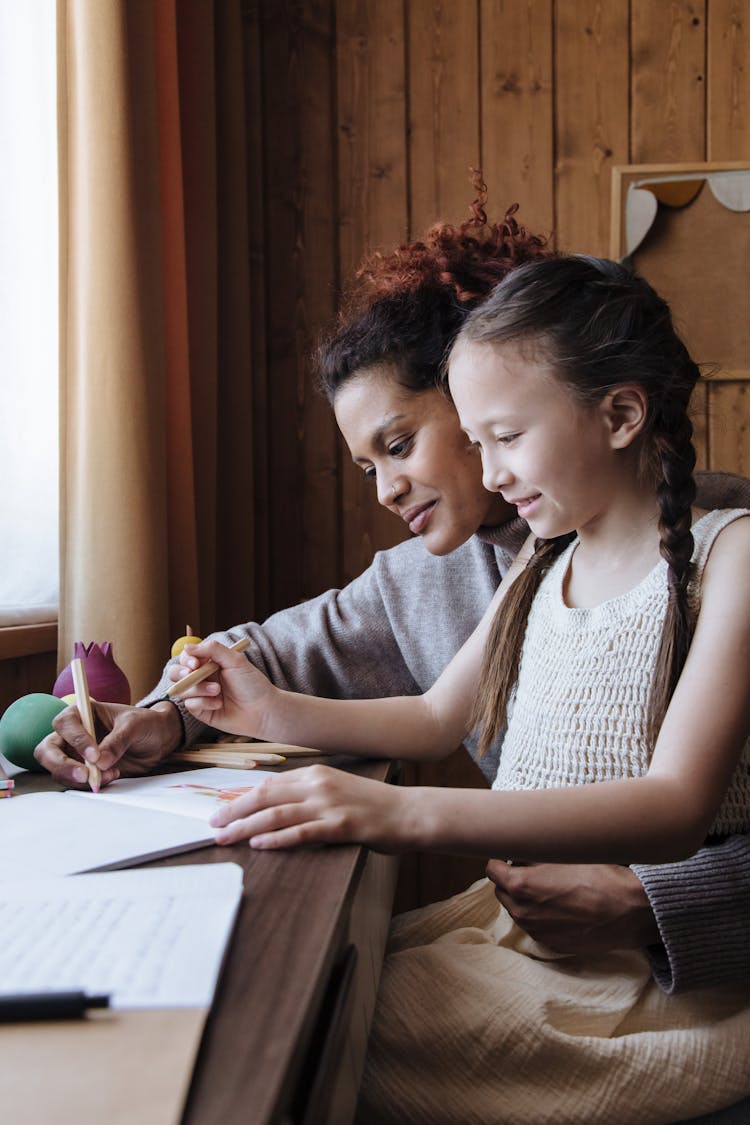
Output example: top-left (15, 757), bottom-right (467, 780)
top-left (57, 0), bottom-right (253, 701)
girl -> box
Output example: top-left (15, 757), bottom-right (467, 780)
top-left (177, 255), bottom-right (750, 1122)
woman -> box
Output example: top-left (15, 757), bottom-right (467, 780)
top-left (37, 199), bottom-right (750, 1011)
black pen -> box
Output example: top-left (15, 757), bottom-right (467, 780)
top-left (0, 991), bottom-right (111, 1023)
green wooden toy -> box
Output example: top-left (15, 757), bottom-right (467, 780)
top-left (0, 693), bottom-right (68, 772)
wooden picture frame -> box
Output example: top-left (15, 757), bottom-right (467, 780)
top-left (610, 162), bottom-right (750, 474)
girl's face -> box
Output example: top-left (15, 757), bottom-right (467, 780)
top-left (448, 340), bottom-right (619, 541)
top-left (333, 365), bottom-right (514, 556)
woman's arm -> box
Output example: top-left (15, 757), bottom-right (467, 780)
top-left (634, 836), bottom-right (750, 992)
top-left (486, 840), bottom-right (750, 993)
top-left (178, 578), bottom-right (504, 760)
top-left (142, 534), bottom-right (506, 741)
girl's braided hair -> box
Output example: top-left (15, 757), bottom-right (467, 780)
top-left (447, 255), bottom-right (700, 754)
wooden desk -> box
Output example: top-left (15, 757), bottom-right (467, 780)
top-left (6, 759), bottom-right (399, 1125)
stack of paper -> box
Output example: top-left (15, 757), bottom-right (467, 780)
top-left (0, 863), bottom-right (243, 1009)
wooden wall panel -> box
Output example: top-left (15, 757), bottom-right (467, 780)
top-left (215, 0), bottom-right (256, 629)
top-left (630, 2), bottom-right (708, 470)
top-left (554, 0), bottom-right (630, 254)
top-left (260, 1), bottom-right (340, 612)
top-left (336, 0), bottom-right (409, 275)
top-left (178, 3), bottom-right (220, 630)
top-left (243, 3), bottom-right (271, 621)
top-left (336, 0), bottom-right (411, 583)
top-left (707, 1), bottom-right (750, 476)
top-left (708, 0), bottom-right (750, 158)
top-left (630, 0), bottom-right (707, 474)
top-left (480, 0), bottom-right (554, 236)
top-left (298, 1), bottom-right (341, 602)
top-left (262, 2), bottom-right (308, 614)
top-left (0, 651), bottom-right (58, 716)
top-left (631, 0), bottom-right (707, 163)
top-left (407, 0), bottom-right (480, 233)
top-left (710, 382), bottom-right (750, 474)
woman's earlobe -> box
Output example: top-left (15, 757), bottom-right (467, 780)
top-left (605, 386), bottom-right (649, 448)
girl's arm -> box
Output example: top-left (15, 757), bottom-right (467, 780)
top-left (177, 535), bottom-right (537, 762)
top-left (177, 581), bottom-right (498, 761)
top-left (137, 533), bottom-right (507, 747)
top-left (211, 519), bottom-right (750, 863)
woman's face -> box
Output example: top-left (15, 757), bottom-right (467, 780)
top-left (333, 364), bottom-right (514, 556)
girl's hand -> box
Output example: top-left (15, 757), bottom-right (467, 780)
top-left (210, 764), bottom-right (412, 852)
top-left (173, 639), bottom-right (278, 737)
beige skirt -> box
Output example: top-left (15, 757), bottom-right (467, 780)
top-left (355, 878), bottom-right (750, 1125)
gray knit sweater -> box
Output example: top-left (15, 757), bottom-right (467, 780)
top-left (140, 471), bottom-right (750, 995)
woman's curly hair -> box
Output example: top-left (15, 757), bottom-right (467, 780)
top-left (316, 172), bottom-right (554, 400)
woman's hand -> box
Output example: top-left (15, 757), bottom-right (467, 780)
top-left (210, 764), bottom-right (412, 852)
top-left (174, 639), bottom-right (279, 737)
top-left (484, 858), bottom-right (659, 953)
top-left (34, 700), bottom-right (182, 788)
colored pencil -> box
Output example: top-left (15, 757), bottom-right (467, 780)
top-left (71, 657), bottom-right (101, 793)
top-left (164, 637), bottom-right (251, 700)
top-left (177, 748), bottom-right (285, 765)
top-left (171, 751), bottom-right (275, 770)
top-left (193, 741), bottom-right (324, 757)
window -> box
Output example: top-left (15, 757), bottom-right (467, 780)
top-left (0, 0), bottom-right (58, 627)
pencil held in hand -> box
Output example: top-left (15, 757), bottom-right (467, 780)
top-left (71, 657), bottom-right (101, 793)
top-left (164, 637), bottom-right (251, 701)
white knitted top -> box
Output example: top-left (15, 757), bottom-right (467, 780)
top-left (492, 508), bottom-right (750, 836)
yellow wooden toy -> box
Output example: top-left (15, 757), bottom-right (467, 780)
top-left (171, 625), bottom-right (203, 658)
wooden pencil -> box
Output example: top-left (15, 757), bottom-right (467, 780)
top-left (71, 657), bottom-right (101, 793)
top-left (193, 741), bottom-right (324, 757)
top-left (176, 749), bottom-right (286, 765)
top-left (164, 636), bottom-right (251, 700)
top-left (171, 751), bottom-right (273, 770)
top-left (249, 743), bottom-right (324, 756)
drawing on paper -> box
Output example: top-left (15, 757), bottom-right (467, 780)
top-left (165, 783), bottom-right (256, 804)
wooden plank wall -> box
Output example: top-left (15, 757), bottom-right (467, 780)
top-left (0, 649), bottom-right (57, 717)
top-left (244, 0), bottom-right (750, 621)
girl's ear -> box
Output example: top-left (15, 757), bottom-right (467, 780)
top-left (602, 384), bottom-right (649, 449)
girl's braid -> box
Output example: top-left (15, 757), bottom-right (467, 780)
top-left (654, 395), bottom-right (697, 597)
top-left (648, 393), bottom-right (698, 741)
